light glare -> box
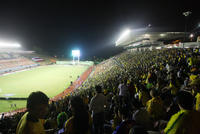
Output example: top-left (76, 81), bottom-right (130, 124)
top-left (144, 34), bottom-right (150, 38)
top-left (160, 34), bottom-right (165, 37)
top-left (156, 47), bottom-right (161, 49)
top-left (72, 50), bottom-right (80, 57)
top-left (0, 42), bottom-right (21, 48)
top-left (190, 34), bottom-right (194, 38)
top-left (116, 29), bottom-right (131, 43)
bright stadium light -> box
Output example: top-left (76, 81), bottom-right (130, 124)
top-left (0, 42), bottom-right (21, 48)
top-left (116, 29), bottom-right (131, 43)
top-left (160, 34), bottom-right (165, 37)
top-left (189, 33), bottom-right (194, 41)
top-left (72, 50), bottom-right (80, 64)
top-left (144, 34), bottom-right (150, 38)
top-left (72, 50), bottom-right (80, 57)
top-left (156, 47), bottom-right (161, 49)
top-left (189, 33), bottom-right (194, 38)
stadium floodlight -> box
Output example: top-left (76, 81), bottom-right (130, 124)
top-left (189, 33), bottom-right (194, 38)
top-left (116, 29), bottom-right (131, 44)
top-left (0, 42), bottom-right (21, 48)
top-left (144, 34), bottom-right (150, 38)
top-left (160, 34), bottom-right (165, 37)
top-left (189, 33), bottom-right (194, 41)
top-left (156, 47), bottom-right (161, 49)
top-left (72, 50), bottom-right (80, 64)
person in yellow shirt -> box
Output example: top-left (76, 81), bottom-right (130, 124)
top-left (139, 88), bottom-right (150, 107)
top-left (164, 91), bottom-right (200, 134)
top-left (16, 91), bottom-right (49, 134)
top-left (169, 79), bottom-right (180, 96)
top-left (146, 89), bottom-right (165, 120)
top-left (189, 67), bottom-right (198, 82)
top-left (189, 78), bottom-right (200, 111)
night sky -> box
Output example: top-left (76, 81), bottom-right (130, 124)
top-left (0, 0), bottom-right (199, 59)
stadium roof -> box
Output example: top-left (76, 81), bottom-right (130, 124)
top-left (116, 30), bottom-right (189, 48)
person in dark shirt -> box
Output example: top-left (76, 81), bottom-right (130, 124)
top-left (113, 107), bottom-right (136, 134)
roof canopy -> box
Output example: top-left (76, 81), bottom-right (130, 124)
top-left (116, 31), bottom-right (189, 48)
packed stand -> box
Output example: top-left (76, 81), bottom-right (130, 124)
top-left (0, 48), bottom-right (200, 134)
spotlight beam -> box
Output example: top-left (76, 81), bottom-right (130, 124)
top-left (116, 29), bottom-right (131, 44)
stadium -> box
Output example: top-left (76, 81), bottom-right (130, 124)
top-left (1, 29), bottom-right (200, 133)
top-left (0, 45), bottom-right (94, 113)
top-left (1, 2), bottom-right (200, 134)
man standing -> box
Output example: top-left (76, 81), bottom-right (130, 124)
top-left (118, 80), bottom-right (129, 97)
top-left (118, 80), bottom-right (129, 105)
top-left (16, 91), bottom-right (49, 134)
top-left (89, 85), bottom-right (107, 134)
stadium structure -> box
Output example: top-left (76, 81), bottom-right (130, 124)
top-left (115, 29), bottom-right (200, 50)
top-left (0, 48), bottom-right (38, 75)
top-left (0, 43), bottom-right (94, 113)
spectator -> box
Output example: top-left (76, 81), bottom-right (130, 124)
top-left (164, 91), bottom-right (200, 134)
top-left (0, 113), bottom-right (4, 120)
top-left (16, 91), bottom-right (49, 134)
top-left (138, 88), bottom-right (150, 107)
top-left (112, 107), bottom-right (122, 130)
top-left (146, 89), bottom-right (165, 120)
top-left (113, 107), bottom-right (136, 134)
top-left (57, 112), bottom-right (68, 134)
top-left (189, 78), bottom-right (200, 111)
top-left (64, 96), bottom-right (91, 134)
top-left (118, 80), bottom-right (129, 97)
top-left (132, 108), bottom-right (154, 130)
top-left (89, 85), bottom-right (107, 134)
top-left (129, 125), bottom-right (148, 134)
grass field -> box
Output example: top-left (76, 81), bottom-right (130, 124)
top-left (0, 65), bottom-right (89, 113)
top-left (0, 100), bottom-right (26, 113)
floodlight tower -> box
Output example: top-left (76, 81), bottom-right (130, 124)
top-left (72, 50), bottom-right (80, 64)
top-left (182, 11), bottom-right (192, 48)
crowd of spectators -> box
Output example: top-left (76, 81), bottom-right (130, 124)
top-left (0, 48), bottom-right (200, 134)
top-left (0, 58), bottom-right (36, 70)
top-left (0, 53), bottom-right (20, 60)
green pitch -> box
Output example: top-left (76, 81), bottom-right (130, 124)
top-left (0, 100), bottom-right (26, 113)
top-left (0, 65), bottom-right (89, 113)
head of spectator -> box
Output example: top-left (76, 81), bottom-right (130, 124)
top-left (129, 125), bottom-right (148, 134)
top-left (189, 78), bottom-right (200, 92)
top-left (95, 85), bottom-right (102, 93)
top-left (57, 112), bottom-right (68, 129)
top-left (123, 80), bottom-right (127, 85)
top-left (150, 89), bottom-right (158, 98)
top-left (176, 90), bottom-right (194, 110)
top-left (118, 106), bottom-right (131, 121)
top-left (26, 91), bottom-right (49, 119)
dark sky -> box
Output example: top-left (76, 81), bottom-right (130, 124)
top-left (0, 0), bottom-right (199, 59)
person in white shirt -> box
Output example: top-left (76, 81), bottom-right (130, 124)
top-left (118, 80), bottom-right (129, 97)
top-left (89, 85), bottom-right (107, 134)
